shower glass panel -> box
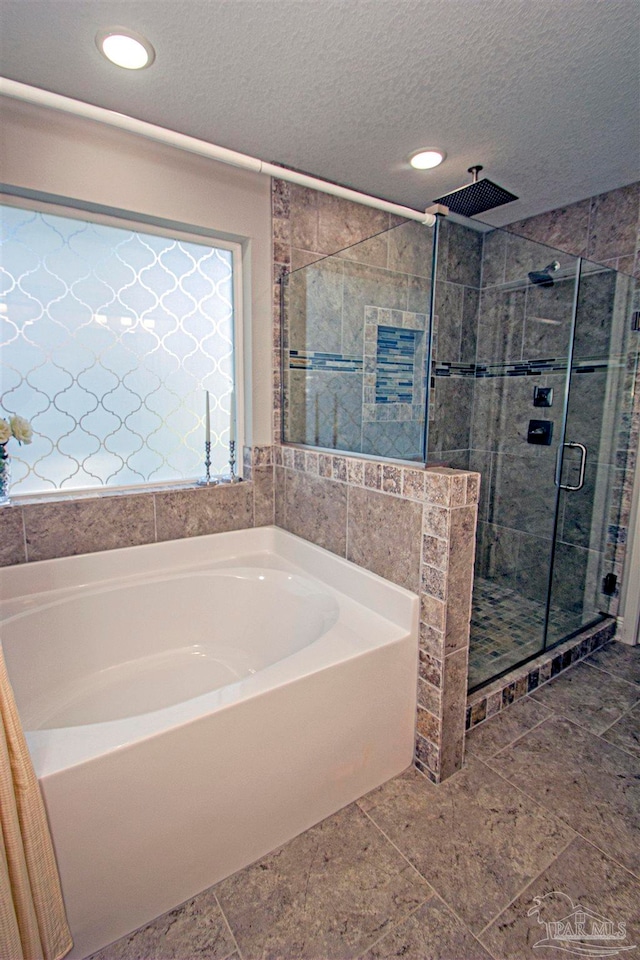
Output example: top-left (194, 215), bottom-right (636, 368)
top-left (436, 222), bottom-right (582, 688)
top-left (547, 263), bottom-right (637, 646)
top-left (281, 210), bottom-right (637, 694)
top-left (281, 220), bottom-right (434, 459)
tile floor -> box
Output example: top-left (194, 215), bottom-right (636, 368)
top-left (88, 641), bottom-right (640, 960)
top-left (468, 577), bottom-right (592, 688)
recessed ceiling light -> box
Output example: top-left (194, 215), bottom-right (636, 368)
top-left (409, 149), bottom-right (446, 170)
top-left (96, 28), bottom-right (155, 69)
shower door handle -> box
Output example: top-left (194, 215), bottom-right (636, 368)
top-left (556, 441), bottom-right (587, 491)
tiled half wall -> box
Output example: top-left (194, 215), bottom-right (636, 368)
top-left (273, 447), bottom-right (480, 782)
top-left (272, 177), bottom-right (480, 781)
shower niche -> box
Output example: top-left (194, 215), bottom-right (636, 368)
top-left (281, 212), bottom-right (638, 693)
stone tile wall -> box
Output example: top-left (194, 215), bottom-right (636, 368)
top-left (0, 448), bottom-right (275, 566)
top-left (274, 180), bottom-right (434, 461)
top-left (274, 447), bottom-right (479, 782)
top-left (503, 183), bottom-right (640, 617)
top-left (507, 182), bottom-right (640, 279)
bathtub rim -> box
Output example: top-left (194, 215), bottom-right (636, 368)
top-left (2, 526), bottom-right (419, 779)
top-left (0, 525), bottom-right (415, 627)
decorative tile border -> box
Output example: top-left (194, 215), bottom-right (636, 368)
top-left (288, 351), bottom-right (363, 373)
top-left (434, 357), bottom-right (616, 379)
top-left (466, 617), bottom-right (616, 730)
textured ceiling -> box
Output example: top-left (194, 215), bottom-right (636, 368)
top-left (0, 0), bottom-right (638, 224)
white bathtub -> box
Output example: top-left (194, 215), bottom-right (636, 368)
top-left (1, 525), bottom-right (418, 959)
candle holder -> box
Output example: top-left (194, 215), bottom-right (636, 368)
top-left (197, 440), bottom-right (219, 486)
top-left (219, 439), bottom-right (242, 483)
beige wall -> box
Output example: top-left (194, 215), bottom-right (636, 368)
top-left (0, 96), bottom-right (273, 445)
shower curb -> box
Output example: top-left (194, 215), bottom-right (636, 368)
top-left (465, 617), bottom-right (617, 733)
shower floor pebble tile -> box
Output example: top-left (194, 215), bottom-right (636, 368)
top-left (468, 577), bottom-right (582, 688)
top-left (86, 642), bottom-right (640, 960)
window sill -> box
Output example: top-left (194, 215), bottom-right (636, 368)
top-left (5, 478), bottom-right (246, 508)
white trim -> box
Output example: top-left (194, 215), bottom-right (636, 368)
top-left (0, 77), bottom-right (437, 227)
top-left (0, 195), bottom-right (245, 492)
top-left (0, 191), bottom-right (242, 255)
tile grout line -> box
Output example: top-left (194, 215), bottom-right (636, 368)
top-left (598, 696), bottom-right (640, 736)
top-left (358, 803), bottom-right (437, 891)
top-left (351, 895), bottom-right (431, 960)
top-left (529, 697), bottom-right (640, 744)
top-left (467, 708), bottom-right (554, 762)
top-left (358, 802), bottom-right (500, 956)
top-left (570, 835), bottom-right (640, 884)
top-left (354, 890), bottom-right (502, 960)
top-left (579, 656), bottom-right (640, 691)
top-left (475, 749), bottom-right (582, 840)
top-left (21, 506), bottom-right (28, 561)
top-left (213, 891), bottom-right (245, 960)
top-left (475, 832), bottom-right (576, 941)
top-left (152, 493), bottom-right (158, 542)
top-left (480, 731), bottom-right (640, 883)
top-left (587, 711), bottom-right (640, 763)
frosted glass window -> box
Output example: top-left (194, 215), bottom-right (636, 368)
top-left (0, 204), bottom-right (236, 494)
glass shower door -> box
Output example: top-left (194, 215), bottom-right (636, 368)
top-left (465, 228), bottom-right (581, 688)
top-left (546, 262), bottom-right (636, 644)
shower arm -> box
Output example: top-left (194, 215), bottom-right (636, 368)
top-left (0, 77), bottom-right (443, 227)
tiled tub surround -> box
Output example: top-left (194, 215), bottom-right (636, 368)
top-left (274, 448), bottom-right (480, 783)
top-left (0, 446), bottom-right (275, 567)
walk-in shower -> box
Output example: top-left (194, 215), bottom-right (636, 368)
top-left (281, 213), bottom-right (639, 692)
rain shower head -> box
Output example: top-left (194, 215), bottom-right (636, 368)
top-left (528, 260), bottom-right (561, 287)
top-left (433, 165), bottom-right (518, 217)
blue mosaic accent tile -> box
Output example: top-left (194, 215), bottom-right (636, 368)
top-left (289, 350), bottom-right (363, 373)
top-left (375, 326), bottom-right (418, 404)
top-left (433, 357), bottom-right (615, 379)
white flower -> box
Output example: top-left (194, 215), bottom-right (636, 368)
top-left (0, 418), bottom-right (11, 445)
top-left (9, 415), bottom-right (33, 444)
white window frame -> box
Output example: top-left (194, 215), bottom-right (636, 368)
top-left (0, 191), bottom-right (245, 499)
